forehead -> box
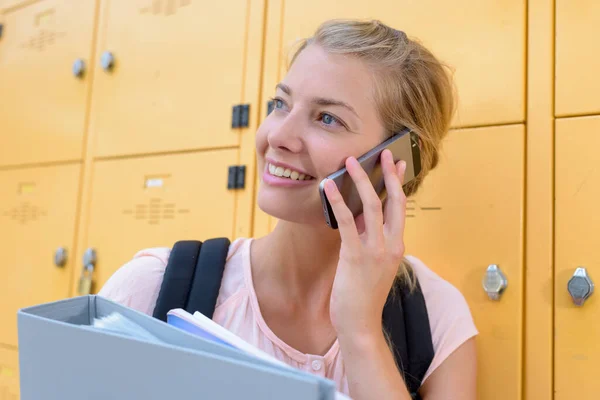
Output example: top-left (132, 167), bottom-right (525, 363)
top-left (284, 44), bottom-right (375, 103)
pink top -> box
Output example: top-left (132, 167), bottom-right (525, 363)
top-left (98, 238), bottom-right (477, 395)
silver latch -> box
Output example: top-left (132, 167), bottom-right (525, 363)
top-left (568, 267), bottom-right (594, 306)
top-left (54, 247), bottom-right (68, 267)
top-left (483, 264), bottom-right (508, 301)
top-left (100, 51), bottom-right (115, 71)
top-left (72, 58), bottom-right (85, 77)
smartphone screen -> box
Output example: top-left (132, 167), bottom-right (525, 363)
top-left (318, 128), bottom-right (420, 229)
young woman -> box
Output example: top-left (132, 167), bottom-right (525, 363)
top-left (99, 19), bottom-right (478, 400)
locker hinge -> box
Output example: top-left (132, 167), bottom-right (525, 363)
top-left (231, 104), bottom-right (250, 128)
top-left (0, 24), bottom-right (4, 39)
top-left (227, 165), bottom-right (246, 190)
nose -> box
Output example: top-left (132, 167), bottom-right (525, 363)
top-left (267, 112), bottom-right (304, 153)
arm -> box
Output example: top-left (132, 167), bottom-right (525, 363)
top-left (338, 329), bottom-right (411, 400)
top-left (420, 337), bottom-right (477, 400)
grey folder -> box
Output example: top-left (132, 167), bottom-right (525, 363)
top-left (17, 295), bottom-right (337, 400)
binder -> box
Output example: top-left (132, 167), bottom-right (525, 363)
top-left (17, 295), bottom-right (338, 400)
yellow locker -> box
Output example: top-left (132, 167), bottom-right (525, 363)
top-left (73, 150), bottom-right (241, 295)
top-left (404, 124), bottom-right (524, 400)
top-left (0, 346), bottom-right (18, 400)
top-left (0, 163), bottom-right (81, 348)
top-left (88, 0), bottom-right (252, 158)
top-left (0, 0), bottom-right (97, 167)
top-left (555, 1), bottom-right (600, 117)
top-left (555, 116), bottom-right (600, 400)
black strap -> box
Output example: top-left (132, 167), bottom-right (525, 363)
top-left (152, 240), bottom-right (202, 322)
top-left (382, 270), bottom-right (434, 399)
top-left (185, 238), bottom-right (230, 319)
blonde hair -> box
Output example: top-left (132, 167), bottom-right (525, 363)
top-left (289, 19), bottom-right (457, 289)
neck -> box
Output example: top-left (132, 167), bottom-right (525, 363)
top-left (252, 220), bottom-right (342, 302)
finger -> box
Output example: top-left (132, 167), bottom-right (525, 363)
top-left (381, 151), bottom-right (407, 238)
top-left (346, 156), bottom-right (385, 240)
top-left (323, 179), bottom-right (361, 245)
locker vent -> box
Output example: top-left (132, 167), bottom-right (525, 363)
top-left (21, 30), bottom-right (66, 52)
top-left (2, 203), bottom-right (47, 225)
top-left (123, 198), bottom-right (190, 225)
top-left (139, 0), bottom-right (192, 16)
top-left (405, 200), bottom-right (442, 219)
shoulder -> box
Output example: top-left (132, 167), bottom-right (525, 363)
top-left (97, 238), bottom-right (251, 316)
top-left (97, 247), bottom-right (171, 315)
top-left (405, 255), bottom-right (479, 382)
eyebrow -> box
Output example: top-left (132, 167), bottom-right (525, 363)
top-left (275, 83), bottom-right (360, 119)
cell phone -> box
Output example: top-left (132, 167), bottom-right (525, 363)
top-left (318, 127), bottom-right (421, 229)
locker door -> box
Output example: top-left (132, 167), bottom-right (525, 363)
top-left (0, 347), bottom-right (19, 400)
top-left (0, 0), bottom-right (97, 167)
top-left (404, 125), bottom-right (525, 400)
top-left (555, 116), bottom-right (600, 400)
top-left (0, 164), bottom-right (81, 348)
top-left (89, 0), bottom-right (251, 158)
top-left (76, 150), bottom-right (240, 295)
top-left (264, 0), bottom-right (524, 129)
top-left (555, 1), bottom-right (600, 116)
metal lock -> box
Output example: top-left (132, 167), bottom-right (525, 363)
top-left (78, 248), bottom-right (97, 295)
top-left (54, 247), bottom-right (68, 267)
top-left (72, 58), bottom-right (85, 78)
top-left (568, 267), bottom-right (594, 306)
top-left (483, 264), bottom-right (508, 301)
top-left (100, 51), bottom-right (115, 71)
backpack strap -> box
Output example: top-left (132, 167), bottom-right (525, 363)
top-left (152, 240), bottom-right (202, 322)
top-left (185, 238), bottom-right (230, 319)
top-left (382, 269), bottom-right (434, 399)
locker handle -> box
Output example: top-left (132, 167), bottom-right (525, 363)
top-left (78, 248), bottom-right (97, 295)
top-left (568, 267), bottom-right (594, 306)
top-left (100, 51), bottom-right (115, 71)
top-left (482, 264), bottom-right (507, 301)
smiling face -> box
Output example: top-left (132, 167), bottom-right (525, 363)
top-left (255, 43), bottom-right (387, 225)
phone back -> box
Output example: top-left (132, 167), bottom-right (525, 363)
top-left (319, 130), bottom-right (420, 229)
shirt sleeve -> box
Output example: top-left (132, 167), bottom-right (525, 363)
top-left (406, 256), bottom-right (479, 383)
top-left (97, 248), bottom-right (171, 316)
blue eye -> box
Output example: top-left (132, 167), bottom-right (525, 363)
top-left (321, 113), bottom-right (338, 125)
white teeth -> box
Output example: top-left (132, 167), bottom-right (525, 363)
top-left (268, 163), bottom-right (312, 180)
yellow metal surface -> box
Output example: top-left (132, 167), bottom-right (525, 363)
top-left (524, 0), bottom-right (555, 398)
top-left (0, 163), bottom-right (81, 348)
top-left (555, 1), bottom-right (600, 117)
top-left (233, 0), bottom-right (266, 240)
top-left (270, 0), bottom-right (524, 128)
top-left (0, 346), bottom-right (19, 400)
top-left (89, 0), bottom-right (249, 158)
top-left (404, 125), bottom-right (525, 400)
top-left (77, 150), bottom-right (240, 294)
top-left (0, 0), bottom-right (97, 167)
top-left (555, 116), bottom-right (600, 400)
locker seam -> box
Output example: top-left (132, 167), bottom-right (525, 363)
top-left (92, 145), bottom-right (240, 162)
top-left (247, 0), bottom-right (270, 238)
top-left (521, 0), bottom-right (529, 397)
top-left (0, 159), bottom-right (81, 172)
top-left (0, 0), bottom-right (41, 14)
top-left (551, 0), bottom-right (556, 397)
top-left (69, 0), bottom-right (103, 296)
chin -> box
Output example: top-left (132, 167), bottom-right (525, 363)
top-left (257, 189), bottom-right (325, 226)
